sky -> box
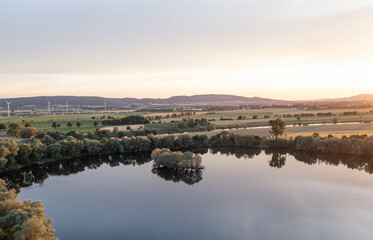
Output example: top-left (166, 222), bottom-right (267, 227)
top-left (0, 0), bottom-right (373, 100)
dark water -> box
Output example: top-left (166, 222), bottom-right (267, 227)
top-left (2, 148), bottom-right (373, 240)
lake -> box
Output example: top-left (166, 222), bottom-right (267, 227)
top-left (2, 148), bottom-right (373, 240)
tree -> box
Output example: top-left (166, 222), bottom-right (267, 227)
top-left (25, 123), bottom-right (31, 127)
top-left (0, 179), bottom-right (57, 239)
top-left (67, 122), bottom-right (73, 128)
top-left (206, 125), bottom-right (216, 132)
top-left (118, 131), bottom-right (125, 138)
top-left (20, 127), bottom-right (38, 139)
top-left (36, 130), bottom-right (45, 138)
top-left (0, 123), bottom-right (7, 131)
top-left (113, 127), bottom-right (119, 134)
top-left (7, 123), bottom-right (23, 137)
top-left (0, 145), bottom-right (11, 168)
top-left (332, 118), bottom-right (339, 125)
top-left (126, 126), bottom-right (131, 130)
top-left (93, 121), bottom-right (98, 127)
top-left (269, 118), bottom-right (286, 138)
top-left (52, 121), bottom-right (59, 129)
top-left (76, 121), bottom-right (82, 128)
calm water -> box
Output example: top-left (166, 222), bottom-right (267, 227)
top-left (2, 148), bottom-right (373, 240)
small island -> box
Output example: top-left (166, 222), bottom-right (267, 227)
top-left (151, 148), bottom-right (203, 170)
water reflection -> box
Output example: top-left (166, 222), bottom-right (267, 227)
top-left (1, 152), bottom-right (152, 192)
top-left (152, 168), bottom-right (203, 185)
top-left (268, 153), bottom-right (287, 169)
top-left (2, 147), bottom-right (373, 192)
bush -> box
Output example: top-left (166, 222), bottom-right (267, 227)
top-left (7, 123), bottom-right (23, 137)
top-left (0, 123), bottom-right (7, 131)
top-left (19, 127), bottom-right (38, 139)
top-left (66, 131), bottom-right (83, 140)
top-left (118, 131), bottom-right (125, 138)
top-left (206, 125), bottom-right (216, 132)
top-left (84, 139), bottom-right (103, 155)
top-left (35, 130), bottom-right (45, 138)
top-left (177, 134), bottom-right (194, 148)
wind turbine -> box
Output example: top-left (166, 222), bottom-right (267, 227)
top-left (104, 99), bottom-right (107, 112)
top-left (6, 101), bottom-right (11, 118)
top-left (47, 100), bottom-right (51, 115)
top-left (65, 100), bottom-right (68, 114)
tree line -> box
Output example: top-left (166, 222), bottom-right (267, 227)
top-left (102, 115), bottom-right (151, 126)
top-left (2, 130), bottom-right (373, 173)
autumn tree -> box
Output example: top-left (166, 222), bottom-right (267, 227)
top-left (20, 127), bottom-right (38, 139)
top-left (0, 179), bottom-right (57, 240)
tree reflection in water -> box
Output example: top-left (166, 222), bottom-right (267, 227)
top-left (2, 147), bottom-right (373, 192)
top-left (152, 168), bottom-right (203, 185)
top-left (268, 153), bottom-right (287, 169)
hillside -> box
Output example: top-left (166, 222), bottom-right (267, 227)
top-left (1, 94), bottom-right (372, 109)
top-left (0, 94), bottom-right (289, 109)
top-left (332, 94), bottom-right (373, 102)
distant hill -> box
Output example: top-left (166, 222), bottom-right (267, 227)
top-left (0, 96), bottom-right (137, 109)
top-left (0, 94), bottom-right (289, 109)
top-left (0, 94), bottom-right (371, 109)
top-left (331, 94), bottom-right (373, 102)
top-left (136, 94), bottom-right (289, 105)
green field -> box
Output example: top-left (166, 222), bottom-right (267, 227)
top-left (1, 107), bottom-right (373, 137)
top-left (0, 113), bottom-right (132, 133)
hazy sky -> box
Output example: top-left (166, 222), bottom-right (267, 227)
top-left (1, 0), bottom-right (373, 100)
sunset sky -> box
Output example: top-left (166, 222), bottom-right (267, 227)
top-left (1, 0), bottom-right (372, 100)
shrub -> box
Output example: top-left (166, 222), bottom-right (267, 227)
top-left (0, 123), bottom-right (7, 131)
top-left (117, 131), bottom-right (125, 138)
top-left (35, 130), bottom-right (45, 138)
top-left (84, 139), bottom-right (103, 155)
top-left (206, 125), bottom-right (216, 132)
top-left (66, 131), bottom-right (83, 140)
top-left (19, 127), bottom-right (38, 139)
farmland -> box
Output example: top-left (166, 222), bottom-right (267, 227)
top-left (1, 107), bottom-right (373, 138)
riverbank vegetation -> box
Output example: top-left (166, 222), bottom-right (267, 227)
top-left (0, 179), bottom-right (57, 240)
top-left (1, 130), bottom-right (373, 173)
